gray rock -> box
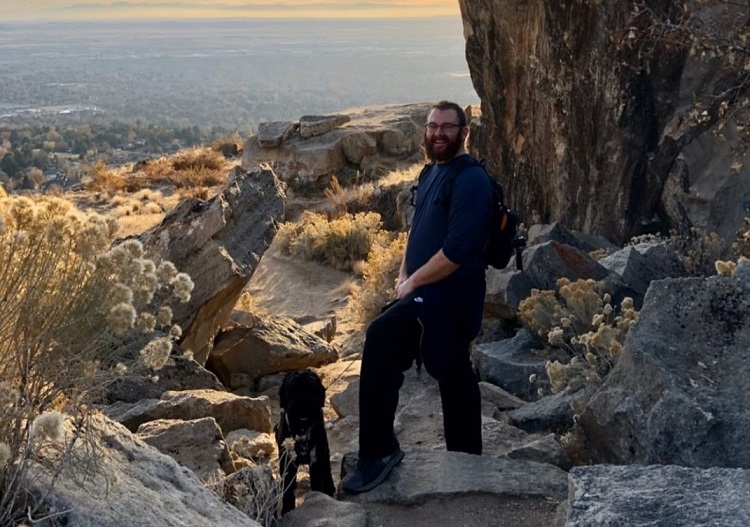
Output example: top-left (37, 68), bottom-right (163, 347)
top-left (507, 433), bottom-right (572, 471)
top-left (138, 165), bottom-right (285, 364)
top-left (509, 390), bottom-right (580, 434)
top-left (528, 222), bottom-right (618, 254)
top-left (27, 413), bottom-right (255, 527)
top-left (105, 389), bottom-right (272, 435)
top-left (280, 491), bottom-right (367, 527)
top-left (340, 447), bottom-right (568, 504)
top-left (257, 120), bottom-right (297, 147)
top-left (103, 355), bottom-right (225, 404)
top-left (523, 241), bottom-right (610, 291)
top-left (137, 417), bottom-right (235, 481)
top-left (299, 114), bottom-right (351, 138)
top-left (472, 329), bottom-right (550, 401)
top-left (330, 378), bottom-right (359, 418)
top-left (565, 464), bottom-right (750, 526)
top-left (600, 241), bottom-right (688, 306)
top-left (341, 131), bottom-right (377, 164)
top-left (479, 381), bottom-right (526, 411)
top-left (208, 316), bottom-right (339, 385)
top-left (581, 270), bottom-right (750, 467)
top-left (484, 268), bottom-right (534, 319)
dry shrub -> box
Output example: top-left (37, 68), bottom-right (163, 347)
top-left (210, 463), bottom-right (279, 527)
top-left (0, 193), bottom-right (194, 524)
top-left (732, 216), bottom-right (750, 259)
top-left (630, 229), bottom-right (728, 276)
top-left (323, 176), bottom-right (376, 219)
top-left (349, 232), bottom-right (408, 324)
top-left (519, 279), bottom-right (639, 394)
top-left (275, 210), bottom-right (389, 272)
top-left (86, 161), bottom-right (131, 193)
top-left (87, 148), bottom-right (228, 195)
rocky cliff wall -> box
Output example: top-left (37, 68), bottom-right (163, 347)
top-left (460, 0), bottom-right (750, 245)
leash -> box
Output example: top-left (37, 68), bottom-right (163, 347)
top-left (322, 349), bottom-right (363, 391)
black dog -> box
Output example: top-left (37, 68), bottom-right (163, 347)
top-left (275, 369), bottom-right (335, 515)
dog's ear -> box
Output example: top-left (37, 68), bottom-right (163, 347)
top-left (311, 371), bottom-right (326, 408)
top-left (279, 371), bottom-right (297, 409)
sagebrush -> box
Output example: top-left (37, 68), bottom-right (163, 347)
top-left (519, 278), bottom-right (639, 394)
top-left (0, 194), bottom-right (193, 525)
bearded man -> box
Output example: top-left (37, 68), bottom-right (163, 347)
top-left (341, 100), bottom-right (491, 494)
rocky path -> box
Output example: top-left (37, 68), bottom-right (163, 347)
top-left (246, 239), bottom-right (567, 527)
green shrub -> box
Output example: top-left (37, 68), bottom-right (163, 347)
top-left (0, 194), bottom-right (193, 524)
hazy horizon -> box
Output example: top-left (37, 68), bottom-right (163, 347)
top-left (0, 17), bottom-right (478, 128)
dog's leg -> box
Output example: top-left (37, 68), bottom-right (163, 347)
top-left (308, 411), bottom-right (335, 496)
top-left (276, 413), bottom-right (299, 515)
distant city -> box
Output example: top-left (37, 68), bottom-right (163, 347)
top-left (0, 17), bottom-right (479, 130)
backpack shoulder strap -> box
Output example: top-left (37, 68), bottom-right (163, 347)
top-left (441, 155), bottom-right (484, 208)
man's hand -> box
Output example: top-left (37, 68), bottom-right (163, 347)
top-left (396, 249), bottom-right (459, 299)
top-left (396, 276), bottom-right (416, 299)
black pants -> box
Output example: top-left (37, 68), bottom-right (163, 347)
top-left (358, 279), bottom-right (484, 459)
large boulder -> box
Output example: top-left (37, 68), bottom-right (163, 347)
top-left (580, 260), bottom-right (750, 467)
top-left (207, 316), bottom-right (339, 386)
top-left (460, 0), bottom-right (750, 246)
top-left (137, 417), bottom-right (235, 482)
top-left (565, 464), bottom-right (750, 526)
top-left (105, 389), bottom-right (273, 435)
top-left (103, 355), bottom-right (225, 404)
top-left (26, 413), bottom-right (256, 527)
top-left (138, 166), bottom-right (285, 364)
top-left (340, 447), bottom-right (568, 505)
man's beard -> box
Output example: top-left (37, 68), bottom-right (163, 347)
top-left (424, 131), bottom-right (463, 162)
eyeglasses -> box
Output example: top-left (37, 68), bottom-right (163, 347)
top-left (424, 122), bottom-right (462, 133)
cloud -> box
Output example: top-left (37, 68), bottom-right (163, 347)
top-left (5, 0), bottom-right (457, 19)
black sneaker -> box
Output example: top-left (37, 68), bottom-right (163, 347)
top-left (341, 448), bottom-right (405, 494)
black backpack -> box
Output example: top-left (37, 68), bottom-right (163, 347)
top-left (411, 156), bottom-right (526, 270)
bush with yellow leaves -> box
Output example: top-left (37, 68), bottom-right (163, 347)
top-left (519, 278), bottom-right (639, 394)
top-left (349, 232), bottom-right (408, 325)
top-left (275, 210), bottom-right (390, 272)
top-left (0, 194), bottom-right (193, 525)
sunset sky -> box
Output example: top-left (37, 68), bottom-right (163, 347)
top-left (4, 0), bottom-right (460, 20)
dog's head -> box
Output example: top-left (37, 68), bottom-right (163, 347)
top-left (278, 369), bottom-right (326, 460)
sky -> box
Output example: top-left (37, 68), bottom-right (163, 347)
top-left (2, 0), bottom-right (460, 20)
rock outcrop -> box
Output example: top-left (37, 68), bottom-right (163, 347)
top-left (139, 165), bottom-right (285, 364)
top-left (27, 414), bottom-right (256, 527)
top-left (581, 260), bottom-right (750, 467)
top-left (564, 464), bottom-right (750, 526)
top-left (460, 0), bottom-right (750, 246)
top-left (242, 103), bottom-right (431, 187)
top-left (105, 389), bottom-right (273, 435)
top-left (208, 316), bottom-right (339, 387)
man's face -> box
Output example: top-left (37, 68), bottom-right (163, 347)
top-left (424, 108), bottom-right (466, 162)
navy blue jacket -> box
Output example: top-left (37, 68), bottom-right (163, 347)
top-left (405, 154), bottom-right (492, 283)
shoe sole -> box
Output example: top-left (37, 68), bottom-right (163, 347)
top-left (344, 449), bottom-right (405, 494)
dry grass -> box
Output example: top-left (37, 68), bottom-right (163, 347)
top-left (86, 148), bottom-right (228, 195)
top-left (348, 232), bottom-right (407, 325)
top-left (275, 210), bottom-right (391, 272)
top-left (733, 216), bottom-right (750, 259)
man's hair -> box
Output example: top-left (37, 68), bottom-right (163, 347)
top-left (431, 100), bottom-right (467, 127)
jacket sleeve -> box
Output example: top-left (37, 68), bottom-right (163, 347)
top-left (441, 166), bottom-right (492, 265)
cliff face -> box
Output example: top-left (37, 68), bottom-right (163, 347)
top-left (460, 0), bottom-right (749, 245)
